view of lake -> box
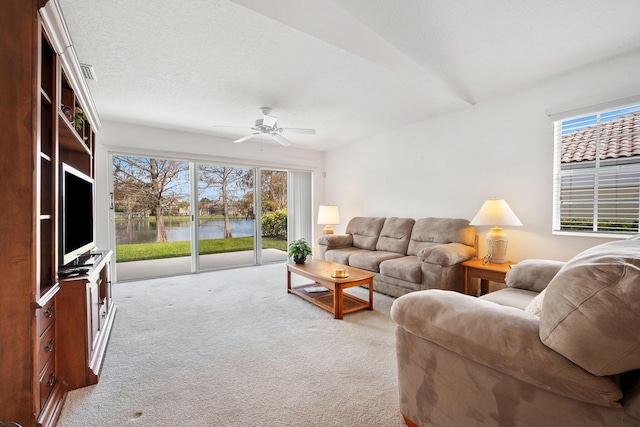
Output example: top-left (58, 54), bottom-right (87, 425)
top-left (116, 218), bottom-right (255, 245)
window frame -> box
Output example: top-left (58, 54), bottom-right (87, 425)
top-left (552, 101), bottom-right (640, 238)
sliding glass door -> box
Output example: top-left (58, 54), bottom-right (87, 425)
top-left (112, 155), bottom-right (192, 280)
top-left (196, 164), bottom-right (256, 271)
top-left (260, 169), bottom-right (288, 264)
top-left (111, 154), bottom-right (310, 280)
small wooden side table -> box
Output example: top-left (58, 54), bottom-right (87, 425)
top-left (461, 258), bottom-right (516, 295)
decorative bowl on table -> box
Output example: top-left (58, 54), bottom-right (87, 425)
top-left (332, 268), bottom-right (348, 278)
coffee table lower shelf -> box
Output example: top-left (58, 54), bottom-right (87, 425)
top-left (289, 284), bottom-right (371, 317)
top-left (286, 260), bottom-right (375, 319)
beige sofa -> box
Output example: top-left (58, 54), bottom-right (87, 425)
top-left (391, 236), bottom-right (640, 426)
top-left (317, 217), bottom-right (477, 297)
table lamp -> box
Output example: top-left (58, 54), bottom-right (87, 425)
top-left (469, 198), bottom-right (522, 263)
top-left (317, 205), bottom-right (340, 235)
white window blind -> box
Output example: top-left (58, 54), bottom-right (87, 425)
top-left (552, 103), bottom-right (640, 236)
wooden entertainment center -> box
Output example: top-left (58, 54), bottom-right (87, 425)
top-left (0, 1), bottom-right (116, 425)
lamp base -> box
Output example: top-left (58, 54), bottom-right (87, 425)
top-left (322, 225), bottom-right (334, 235)
top-left (486, 226), bottom-right (508, 264)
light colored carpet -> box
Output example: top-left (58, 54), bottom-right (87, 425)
top-left (57, 263), bottom-right (405, 426)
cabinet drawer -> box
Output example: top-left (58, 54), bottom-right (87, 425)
top-left (39, 357), bottom-right (57, 409)
top-left (36, 300), bottom-right (55, 337)
top-left (37, 323), bottom-right (56, 373)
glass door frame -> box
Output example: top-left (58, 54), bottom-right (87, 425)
top-left (109, 151), bottom-right (305, 281)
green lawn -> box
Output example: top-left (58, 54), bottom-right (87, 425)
top-left (116, 236), bottom-right (287, 262)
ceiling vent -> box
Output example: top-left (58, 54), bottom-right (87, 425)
top-left (80, 63), bottom-right (97, 81)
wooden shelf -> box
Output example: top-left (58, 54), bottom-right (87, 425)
top-left (58, 109), bottom-right (91, 154)
top-left (289, 285), bottom-right (370, 315)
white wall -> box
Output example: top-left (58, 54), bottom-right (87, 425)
top-left (94, 121), bottom-right (325, 253)
top-left (323, 50), bottom-right (640, 262)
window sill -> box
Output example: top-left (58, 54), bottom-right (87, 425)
top-left (552, 230), bottom-right (636, 239)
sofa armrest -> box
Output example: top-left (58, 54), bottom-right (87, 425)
top-left (390, 290), bottom-right (622, 407)
top-left (317, 234), bottom-right (353, 249)
top-left (417, 243), bottom-right (476, 266)
top-left (317, 234), bottom-right (353, 260)
top-left (505, 259), bottom-right (565, 292)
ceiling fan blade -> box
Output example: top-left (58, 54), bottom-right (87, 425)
top-left (214, 125), bottom-right (253, 130)
top-left (271, 134), bottom-right (292, 146)
top-left (234, 133), bottom-right (258, 143)
top-left (280, 127), bottom-right (316, 135)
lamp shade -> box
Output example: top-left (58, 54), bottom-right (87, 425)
top-left (469, 199), bottom-right (522, 227)
top-left (317, 205), bottom-right (340, 235)
top-left (317, 205), bottom-right (340, 225)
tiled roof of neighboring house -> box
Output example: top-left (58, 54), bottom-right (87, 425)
top-left (561, 111), bottom-right (640, 163)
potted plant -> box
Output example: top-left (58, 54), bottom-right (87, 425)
top-left (288, 238), bottom-right (312, 264)
top-left (74, 106), bottom-right (85, 132)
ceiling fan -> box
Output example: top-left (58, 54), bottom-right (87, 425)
top-left (216, 107), bottom-right (316, 146)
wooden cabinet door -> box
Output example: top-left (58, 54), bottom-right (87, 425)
top-left (89, 280), bottom-right (100, 354)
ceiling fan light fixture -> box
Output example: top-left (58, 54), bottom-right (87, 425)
top-left (219, 107), bottom-right (315, 147)
top-left (262, 114), bottom-right (277, 128)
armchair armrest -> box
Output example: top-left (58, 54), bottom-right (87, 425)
top-left (417, 243), bottom-right (476, 266)
top-left (505, 259), bottom-right (565, 292)
top-left (391, 290), bottom-right (622, 407)
top-left (317, 234), bottom-right (353, 250)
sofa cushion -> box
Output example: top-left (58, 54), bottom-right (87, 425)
top-left (407, 217), bottom-right (475, 256)
top-left (379, 256), bottom-right (422, 284)
top-left (348, 251), bottom-right (404, 273)
top-left (376, 217), bottom-right (415, 254)
top-left (505, 259), bottom-right (565, 292)
top-left (345, 217), bottom-right (386, 250)
top-left (480, 288), bottom-right (538, 311)
top-left (540, 236), bottom-right (640, 376)
top-left (325, 247), bottom-right (370, 265)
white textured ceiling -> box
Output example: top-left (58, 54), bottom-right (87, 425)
top-left (58, 0), bottom-right (640, 151)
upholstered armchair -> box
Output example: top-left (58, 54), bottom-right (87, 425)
top-left (391, 236), bottom-right (640, 426)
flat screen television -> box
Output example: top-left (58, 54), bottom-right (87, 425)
top-left (60, 163), bottom-right (95, 266)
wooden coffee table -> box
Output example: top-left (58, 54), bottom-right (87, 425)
top-left (287, 259), bottom-right (375, 319)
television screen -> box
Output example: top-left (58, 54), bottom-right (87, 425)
top-left (61, 163), bottom-right (95, 266)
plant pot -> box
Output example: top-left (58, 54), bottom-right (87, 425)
top-left (293, 256), bottom-right (306, 264)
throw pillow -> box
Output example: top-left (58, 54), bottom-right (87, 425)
top-left (539, 237), bottom-right (640, 376)
top-left (525, 288), bottom-right (545, 316)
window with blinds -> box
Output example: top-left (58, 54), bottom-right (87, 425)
top-left (553, 103), bottom-right (640, 236)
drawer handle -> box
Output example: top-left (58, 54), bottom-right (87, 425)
top-left (46, 371), bottom-right (55, 387)
top-left (44, 305), bottom-right (54, 318)
top-left (44, 338), bottom-right (54, 352)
